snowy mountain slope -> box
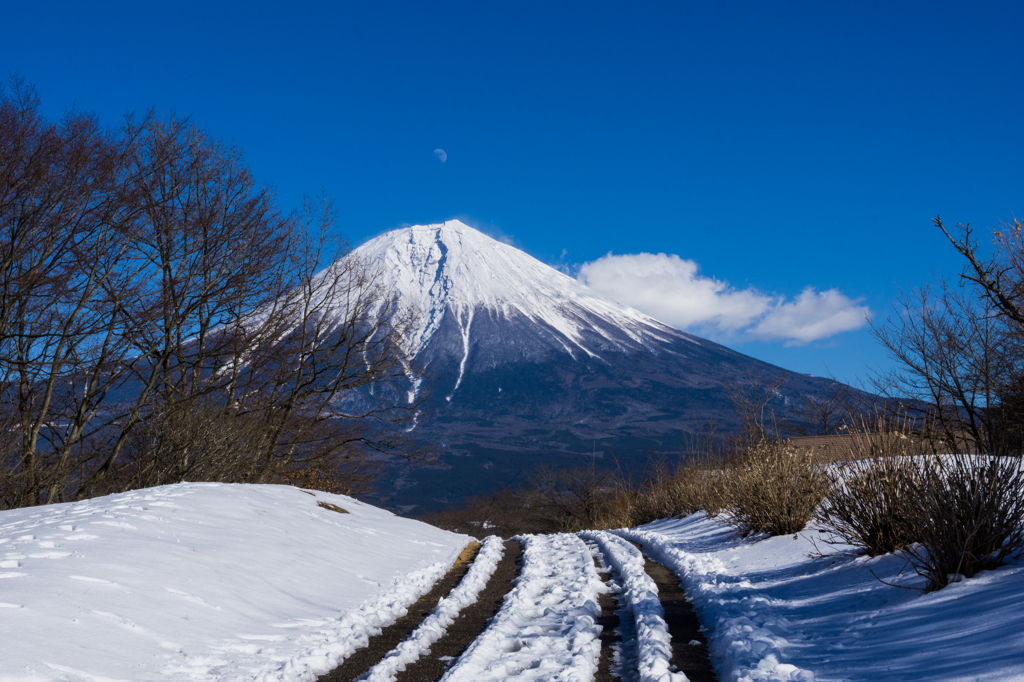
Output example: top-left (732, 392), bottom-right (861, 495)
top-left (352, 220), bottom-right (683, 369)
top-left (317, 221), bottom-right (853, 511)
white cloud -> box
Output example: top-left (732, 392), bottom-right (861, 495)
top-left (751, 287), bottom-right (871, 344)
top-left (577, 252), bottom-right (869, 344)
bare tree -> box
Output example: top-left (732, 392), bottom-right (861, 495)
top-left (0, 82), bottom-right (420, 509)
top-left (870, 217), bottom-right (1024, 456)
top-left (788, 381), bottom-right (857, 436)
top-left (73, 113), bottom-right (296, 498)
top-left (725, 372), bottom-right (787, 443)
top-left (0, 77), bottom-right (143, 508)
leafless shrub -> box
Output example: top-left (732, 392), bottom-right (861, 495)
top-left (627, 455), bottom-right (728, 526)
top-left (815, 413), bottom-right (932, 555)
top-left (816, 460), bottom-right (920, 556)
top-left (718, 439), bottom-right (829, 537)
top-left (521, 463), bottom-right (627, 533)
top-left (901, 454), bottom-right (1024, 591)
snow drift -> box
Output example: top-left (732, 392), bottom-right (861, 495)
top-left (0, 483), bottom-right (469, 681)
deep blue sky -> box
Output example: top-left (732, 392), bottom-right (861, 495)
top-left (4, 1), bottom-right (1022, 386)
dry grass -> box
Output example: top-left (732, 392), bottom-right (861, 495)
top-left (316, 500), bottom-right (349, 514)
top-left (718, 439), bottom-right (830, 537)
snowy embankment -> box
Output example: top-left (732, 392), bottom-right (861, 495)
top-left (440, 533), bottom-right (606, 682)
top-left (578, 530), bottom-right (684, 682)
top-left (0, 483), bottom-right (469, 682)
top-left (619, 514), bottom-right (1024, 682)
top-left (361, 535), bottom-right (505, 682)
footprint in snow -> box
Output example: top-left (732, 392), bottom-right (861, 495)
top-left (71, 576), bottom-right (120, 587)
top-left (165, 587), bottom-right (221, 609)
top-left (28, 551), bottom-right (73, 559)
top-left (90, 521), bottom-right (137, 530)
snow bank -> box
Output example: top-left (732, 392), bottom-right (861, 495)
top-left (578, 530), bottom-right (684, 682)
top-left (361, 535), bottom-right (506, 682)
top-left (620, 514), bottom-right (1024, 682)
top-left (440, 533), bottom-right (605, 682)
top-left (0, 483), bottom-right (469, 682)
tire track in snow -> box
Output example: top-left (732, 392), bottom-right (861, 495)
top-left (588, 543), bottom-right (624, 682)
top-left (581, 531), bottom-right (719, 682)
top-left (440, 533), bottom-right (605, 682)
top-left (627, 541), bottom-right (717, 682)
top-left (580, 531), bottom-right (682, 682)
top-left (317, 540), bottom-right (482, 682)
top-left (389, 539), bottom-right (522, 681)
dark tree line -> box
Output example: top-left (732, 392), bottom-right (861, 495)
top-left (0, 78), bottom-right (417, 509)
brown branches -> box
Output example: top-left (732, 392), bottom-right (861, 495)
top-left (0, 80), bottom-right (415, 509)
top-left (870, 216), bottom-right (1024, 457)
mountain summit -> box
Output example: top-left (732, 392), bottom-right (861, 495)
top-left (350, 221), bottom-right (842, 511)
top-left (355, 220), bottom-right (681, 353)
top-left (355, 220), bottom-right (699, 398)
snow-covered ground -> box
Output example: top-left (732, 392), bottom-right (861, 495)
top-left (4, 483), bottom-right (1023, 681)
top-left (619, 514), bottom-right (1024, 682)
top-left (579, 531), bottom-right (683, 682)
top-left (0, 483), bottom-right (469, 682)
top-left (441, 533), bottom-right (605, 682)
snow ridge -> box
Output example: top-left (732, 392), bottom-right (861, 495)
top-left (614, 527), bottom-right (815, 682)
top-left (579, 531), bottom-right (686, 682)
top-left (360, 535), bottom-right (506, 682)
top-left (440, 533), bottom-right (605, 682)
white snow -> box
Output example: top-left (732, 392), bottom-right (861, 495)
top-left (350, 221), bottom-right (684, 364)
top-left (6, 481), bottom-right (1023, 681)
top-left (578, 531), bottom-right (684, 682)
top-left (439, 533), bottom-right (606, 682)
top-left (360, 535), bottom-right (505, 682)
top-left (617, 514), bottom-right (1024, 682)
top-left (0, 483), bottom-right (469, 682)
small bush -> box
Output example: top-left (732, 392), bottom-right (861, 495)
top-left (903, 454), bottom-right (1024, 591)
top-left (627, 459), bottom-right (727, 526)
top-left (719, 439), bottom-right (829, 537)
top-left (816, 454), bottom-right (921, 555)
top-left (814, 420), bottom-right (926, 556)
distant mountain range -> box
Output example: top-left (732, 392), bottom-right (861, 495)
top-left (345, 220), bottom-right (847, 513)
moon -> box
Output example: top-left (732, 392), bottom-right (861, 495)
top-left (434, 148), bottom-right (447, 163)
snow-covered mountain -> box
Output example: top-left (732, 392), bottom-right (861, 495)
top-left (355, 220), bottom-right (683, 354)
top-left (353, 220), bottom-right (686, 397)
top-left (344, 221), bottom-right (846, 511)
